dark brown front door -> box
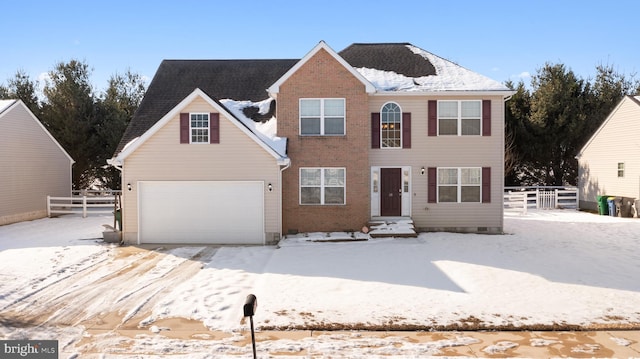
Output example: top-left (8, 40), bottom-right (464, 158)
top-left (381, 168), bottom-right (402, 216)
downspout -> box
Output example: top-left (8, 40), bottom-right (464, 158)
top-left (279, 158), bottom-right (291, 242)
top-left (106, 158), bottom-right (124, 241)
top-left (501, 94), bottom-right (514, 233)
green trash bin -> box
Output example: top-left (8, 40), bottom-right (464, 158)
top-left (597, 195), bottom-right (609, 215)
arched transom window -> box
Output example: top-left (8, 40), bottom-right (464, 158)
top-left (381, 102), bottom-right (402, 148)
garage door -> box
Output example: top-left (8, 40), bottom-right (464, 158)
top-left (138, 181), bottom-right (264, 244)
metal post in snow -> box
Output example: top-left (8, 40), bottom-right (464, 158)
top-left (243, 294), bottom-right (258, 359)
top-left (47, 195), bottom-right (51, 217)
top-left (82, 196), bottom-right (87, 218)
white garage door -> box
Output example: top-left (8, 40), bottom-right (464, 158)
top-left (138, 181), bottom-right (264, 244)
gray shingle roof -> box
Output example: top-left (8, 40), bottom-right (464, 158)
top-left (115, 59), bottom-right (296, 154)
top-left (114, 43), bottom-right (506, 155)
top-left (339, 43), bottom-right (437, 78)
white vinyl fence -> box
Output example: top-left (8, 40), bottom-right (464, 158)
top-left (47, 190), bottom-right (121, 218)
top-left (504, 187), bottom-right (578, 214)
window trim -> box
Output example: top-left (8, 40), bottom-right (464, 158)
top-left (299, 98), bottom-right (346, 136)
top-left (299, 167), bottom-right (346, 205)
top-left (380, 102), bottom-right (402, 149)
top-left (190, 112), bottom-right (210, 144)
top-left (437, 100), bottom-right (482, 136)
top-left (437, 167), bottom-right (482, 203)
top-left (617, 162), bottom-right (625, 177)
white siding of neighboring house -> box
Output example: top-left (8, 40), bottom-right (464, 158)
top-left (0, 101), bottom-right (73, 225)
top-left (578, 96), bottom-right (640, 211)
top-left (369, 95), bottom-right (506, 233)
top-left (120, 97), bottom-right (282, 243)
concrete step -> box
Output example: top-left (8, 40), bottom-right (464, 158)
top-left (368, 218), bottom-right (417, 238)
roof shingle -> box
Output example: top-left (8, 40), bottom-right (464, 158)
top-left (339, 43), bottom-right (437, 77)
top-left (115, 59), bottom-right (296, 153)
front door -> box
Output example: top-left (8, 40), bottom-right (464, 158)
top-left (380, 168), bottom-right (402, 216)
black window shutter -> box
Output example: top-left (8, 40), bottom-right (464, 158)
top-left (371, 113), bottom-right (380, 148)
top-left (210, 113), bottom-right (220, 144)
top-left (402, 113), bottom-right (411, 148)
top-left (482, 167), bottom-right (491, 203)
top-left (428, 100), bottom-right (437, 136)
top-left (180, 113), bottom-right (189, 143)
top-left (482, 100), bottom-right (491, 136)
top-left (428, 167), bottom-right (437, 203)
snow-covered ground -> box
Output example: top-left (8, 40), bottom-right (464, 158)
top-left (0, 209), bottom-right (639, 357)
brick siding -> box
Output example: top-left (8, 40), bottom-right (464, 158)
top-left (277, 49), bottom-right (370, 233)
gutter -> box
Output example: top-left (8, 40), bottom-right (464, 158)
top-left (278, 158), bottom-right (291, 241)
top-left (106, 158), bottom-right (123, 172)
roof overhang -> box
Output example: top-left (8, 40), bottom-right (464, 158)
top-left (576, 95), bottom-right (639, 158)
top-left (0, 99), bottom-right (75, 164)
top-left (371, 90), bottom-right (516, 98)
top-left (110, 88), bottom-right (288, 166)
top-left (267, 41), bottom-right (376, 97)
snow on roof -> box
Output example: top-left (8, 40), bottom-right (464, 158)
top-left (220, 98), bottom-right (287, 157)
top-left (355, 45), bottom-right (510, 92)
top-left (0, 99), bottom-right (17, 115)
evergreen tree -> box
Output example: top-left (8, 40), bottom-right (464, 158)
top-left (504, 80), bottom-right (531, 186)
top-left (40, 60), bottom-right (99, 189)
top-left (583, 64), bottom-right (638, 145)
top-left (527, 63), bottom-right (589, 186)
top-left (0, 70), bottom-right (41, 116)
top-left (0, 84), bottom-right (9, 99)
top-left (95, 70), bottom-right (146, 189)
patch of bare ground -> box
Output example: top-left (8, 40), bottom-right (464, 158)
top-left (259, 314), bottom-right (640, 332)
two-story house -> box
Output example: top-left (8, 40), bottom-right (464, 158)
top-left (109, 41), bottom-right (513, 245)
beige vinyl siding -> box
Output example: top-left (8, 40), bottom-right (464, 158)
top-left (121, 97), bottom-right (281, 242)
top-left (0, 102), bottom-right (73, 225)
top-left (369, 95), bottom-right (505, 231)
top-left (578, 97), bottom-right (640, 208)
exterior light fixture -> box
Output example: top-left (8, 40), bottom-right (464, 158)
top-left (268, 183), bottom-right (273, 192)
top-left (127, 183), bottom-right (132, 191)
top-left (421, 167), bottom-right (425, 175)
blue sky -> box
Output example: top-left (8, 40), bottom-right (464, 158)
top-left (2, 0), bottom-right (638, 93)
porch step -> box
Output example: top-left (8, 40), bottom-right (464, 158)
top-left (368, 218), bottom-right (418, 238)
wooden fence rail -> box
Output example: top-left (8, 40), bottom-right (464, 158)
top-left (47, 194), bottom-right (119, 218)
top-left (504, 187), bottom-right (578, 212)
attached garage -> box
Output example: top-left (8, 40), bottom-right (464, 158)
top-left (138, 181), bottom-right (264, 244)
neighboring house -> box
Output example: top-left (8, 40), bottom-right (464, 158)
top-left (0, 99), bottom-right (74, 225)
top-left (577, 95), bottom-right (640, 211)
top-left (110, 41), bottom-right (513, 245)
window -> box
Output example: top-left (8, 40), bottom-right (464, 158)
top-left (437, 167), bottom-right (481, 202)
top-left (300, 168), bottom-right (345, 205)
top-left (618, 162), bottom-right (625, 177)
top-left (381, 102), bottom-right (401, 148)
top-left (190, 113), bottom-right (209, 143)
top-left (300, 99), bottom-right (345, 135)
top-left (438, 100), bottom-right (481, 136)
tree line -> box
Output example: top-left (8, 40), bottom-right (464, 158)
top-left (0, 60), bottom-right (146, 189)
top-left (2, 59), bottom-right (638, 190)
top-left (505, 63), bottom-right (639, 186)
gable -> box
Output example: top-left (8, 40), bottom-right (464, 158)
top-left (578, 95), bottom-right (640, 157)
top-left (0, 100), bottom-right (74, 164)
top-left (267, 41), bottom-right (375, 96)
top-left (112, 89), bottom-right (288, 165)
top-left (131, 97), bottom-right (275, 163)
top-left (115, 59), bottom-right (297, 154)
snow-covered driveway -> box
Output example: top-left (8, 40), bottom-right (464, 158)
top-left (0, 210), bottom-right (639, 357)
